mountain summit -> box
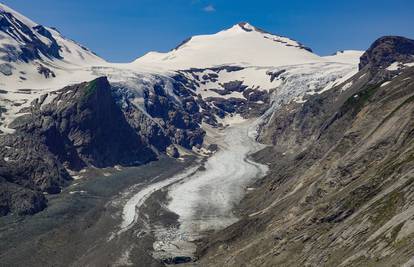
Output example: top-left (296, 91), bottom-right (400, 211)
top-left (0, 3), bottom-right (104, 81)
top-left (359, 36), bottom-right (414, 70)
top-left (133, 22), bottom-right (322, 69)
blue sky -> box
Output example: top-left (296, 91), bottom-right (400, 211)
top-left (2, 0), bottom-right (414, 62)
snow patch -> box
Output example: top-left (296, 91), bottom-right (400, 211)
top-left (341, 81), bottom-right (353, 91)
top-left (387, 62), bottom-right (402, 71)
top-left (381, 81), bottom-right (391, 87)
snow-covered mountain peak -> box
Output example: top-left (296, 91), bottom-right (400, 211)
top-left (225, 22), bottom-right (260, 33)
top-left (0, 4), bottom-right (363, 136)
top-left (227, 22), bottom-right (285, 39)
top-left (133, 23), bottom-right (321, 70)
top-left (0, 2), bottom-right (105, 93)
top-left (0, 3), bottom-right (104, 67)
top-left (0, 3), bottom-right (37, 28)
top-left (236, 22), bottom-right (255, 31)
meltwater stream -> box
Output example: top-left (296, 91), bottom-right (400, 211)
top-left (120, 119), bottom-right (269, 260)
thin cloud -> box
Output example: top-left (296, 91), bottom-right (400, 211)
top-left (203, 4), bottom-right (216, 12)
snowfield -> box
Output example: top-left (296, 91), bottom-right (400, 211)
top-left (323, 50), bottom-right (364, 65)
top-left (133, 22), bottom-right (322, 70)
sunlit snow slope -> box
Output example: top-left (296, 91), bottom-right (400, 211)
top-left (0, 3), bottom-right (107, 133)
top-left (0, 3), bottom-right (104, 81)
top-left (133, 22), bottom-right (322, 70)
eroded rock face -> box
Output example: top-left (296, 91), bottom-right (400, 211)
top-left (14, 77), bottom-right (157, 169)
top-left (172, 69), bottom-right (273, 124)
top-left (37, 64), bottom-right (56, 78)
top-left (121, 77), bottom-right (205, 150)
top-left (0, 134), bottom-right (71, 194)
top-left (0, 179), bottom-right (47, 216)
top-left (0, 133), bottom-right (68, 215)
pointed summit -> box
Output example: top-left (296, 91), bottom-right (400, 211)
top-left (235, 22), bottom-right (268, 33)
top-left (224, 22), bottom-right (271, 35)
top-left (0, 2), bottom-right (104, 66)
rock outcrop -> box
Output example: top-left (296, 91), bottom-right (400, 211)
top-left (359, 36), bottom-right (414, 70)
top-left (0, 77), bottom-right (159, 215)
top-left (0, 74), bottom-right (211, 216)
top-left (14, 77), bottom-right (157, 169)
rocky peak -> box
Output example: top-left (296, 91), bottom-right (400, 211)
top-left (12, 76), bottom-right (157, 170)
top-left (0, 4), bottom-right (61, 62)
top-left (359, 36), bottom-right (414, 70)
top-left (237, 22), bottom-right (258, 32)
top-left (0, 2), bottom-right (104, 77)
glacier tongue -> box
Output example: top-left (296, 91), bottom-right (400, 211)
top-left (152, 119), bottom-right (269, 259)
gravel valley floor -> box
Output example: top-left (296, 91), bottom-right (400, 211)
top-left (0, 157), bottom-right (195, 267)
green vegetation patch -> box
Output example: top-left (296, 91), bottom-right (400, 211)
top-left (370, 93), bottom-right (414, 136)
top-left (82, 79), bottom-right (99, 100)
top-left (370, 190), bottom-right (404, 226)
top-left (377, 148), bottom-right (414, 180)
top-left (341, 84), bottom-right (380, 115)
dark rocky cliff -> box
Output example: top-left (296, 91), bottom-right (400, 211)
top-left (0, 77), bottom-right (159, 215)
top-left (0, 74), bottom-right (210, 216)
top-left (359, 36), bottom-right (414, 71)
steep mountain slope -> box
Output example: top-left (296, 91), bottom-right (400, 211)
top-left (0, 3), bottom-right (105, 133)
top-left (0, 2), bottom-right (104, 80)
top-left (196, 36), bottom-right (414, 267)
top-left (0, 3), bottom-right (103, 68)
top-left (0, 77), bottom-right (158, 215)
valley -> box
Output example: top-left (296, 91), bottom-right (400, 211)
top-left (1, 2), bottom-right (414, 266)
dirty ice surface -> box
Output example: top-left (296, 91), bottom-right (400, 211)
top-left (153, 118), bottom-right (269, 258)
